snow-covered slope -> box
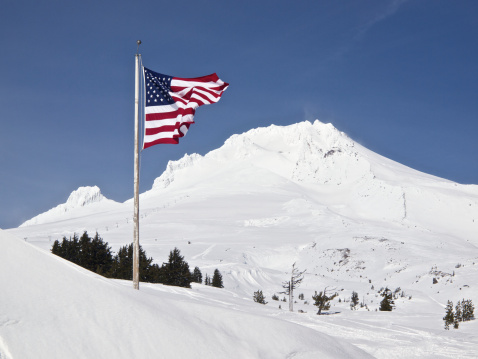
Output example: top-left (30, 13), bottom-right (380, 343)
top-left (150, 120), bottom-right (477, 239)
top-left (0, 229), bottom-right (371, 359)
top-left (6, 120), bottom-right (478, 358)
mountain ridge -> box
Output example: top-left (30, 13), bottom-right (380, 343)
top-left (19, 120), bottom-right (478, 241)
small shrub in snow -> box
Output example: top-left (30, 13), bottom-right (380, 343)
top-left (312, 287), bottom-right (338, 315)
top-left (253, 290), bottom-right (267, 304)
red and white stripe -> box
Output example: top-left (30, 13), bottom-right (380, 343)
top-left (143, 73), bottom-right (228, 149)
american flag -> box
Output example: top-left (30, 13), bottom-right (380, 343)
top-left (143, 67), bottom-right (229, 149)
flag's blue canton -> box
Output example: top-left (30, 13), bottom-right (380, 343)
top-left (144, 68), bottom-right (175, 107)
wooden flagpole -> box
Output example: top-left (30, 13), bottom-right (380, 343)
top-left (133, 40), bottom-right (141, 290)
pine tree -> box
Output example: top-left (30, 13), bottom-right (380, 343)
top-left (64, 234), bottom-right (80, 263)
top-left (51, 239), bottom-right (61, 256)
top-left (108, 243), bottom-right (153, 281)
top-left (212, 269), bottom-right (224, 288)
top-left (160, 248), bottom-right (192, 288)
top-left (455, 300), bottom-right (463, 322)
top-left (379, 287), bottom-right (395, 311)
top-left (443, 300), bottom-right (455, 330)
top-left (78, 231), bottom-right (92, 270)
top-left (312, 287), bottom-right (338, 315)
top-left (204, 274), bottom-right (210, 286)
top-left (253, 290), bottom-right (268, 304)
top-left (462, 299), bottom-right (475, 321)
top-left (350, 291), bottom-right (359, 310)
top-left (192, 266), bottom-right (202, 284)
top-left (109, 244), bottom-right (133, 280)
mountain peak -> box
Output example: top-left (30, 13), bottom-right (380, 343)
top-left (20, 186), bottom-right (117, 227)
top-left (65, 186), bottom-right (105, 207)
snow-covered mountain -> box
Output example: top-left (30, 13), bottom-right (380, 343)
top-left (5, 120), bottom-right (478, 358)
top-left (20, 185), bottom-right (119, 227)
top-left (150, 120), bottom-right (477, 239)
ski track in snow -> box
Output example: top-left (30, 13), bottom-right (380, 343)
top-left (191, 244), bottom-right (217, 260)
top-left (0, 335), bottom-right (13, 359)
top-left (283, 314), bottom-right (478, 359)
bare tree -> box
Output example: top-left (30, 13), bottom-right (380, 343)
top-left (280, 263), bottom-right (306, 312)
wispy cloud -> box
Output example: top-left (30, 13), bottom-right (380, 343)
top-left (319, 0), bottom-right (410, 64)
top-left (355, 0), bottom-right (410, 40)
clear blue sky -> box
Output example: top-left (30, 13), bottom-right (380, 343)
top-left (1, 0), bottom-right (477, 229)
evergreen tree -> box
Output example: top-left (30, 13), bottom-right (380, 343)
top-left (212, 268), bottom-right (224, 288)
top-left (455, 300), bottom-right (463, 322)
top-left (51, 239), bottom-right (61, 256)
top-left (379, 287), bottom-right (395, 311)
top-left (109, 244), bottom-right (133, 280)
top-left (65, 234), bottom-right (80, 263)
top-left (350, 291), bottom-right (359, 310)
top-left (109, 243), bottom-right (155, 282)
top-left (90, 232), bottom-right (114, 275)
top-left (253, 290), bottom-right (268, 304)
top-left (462, 299), bottom-right (475, 321)
top-left (204, 274), bottom-right (210, 286)
top-left (51, 232), bottom-right (113, 276)
top-left (312, 287), bottom-right (338, 315)
top-left (78, 231), bottom-right (92, 269)
top-left (191, 266), bottom-right (202, 284)
top-left (159, 248), bottom-right (192, 288)
top-left (443, 300), bottom-right (455, 330)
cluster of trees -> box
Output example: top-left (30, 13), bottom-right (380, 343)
top-left (255, 286), bottom-right (338, 315)
top-left (51, 232), bottom-right (223, 289)
top-left (204, 269), bottom-right (224, 288)
top-left (443, 299), bottom-right (475, 329)
top-left (51, 232), bottom-right (114, 275)
top-left (253, 263), bottom-right (409, 314)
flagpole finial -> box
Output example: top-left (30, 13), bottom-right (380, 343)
top-left (136, 40), bottom-right (142, 54)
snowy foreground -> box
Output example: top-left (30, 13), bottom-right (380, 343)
top-left (4, 121), bottom-right (478, 358)
top-left (0, 230), bottom-right (370, 359)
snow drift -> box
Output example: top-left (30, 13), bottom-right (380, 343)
top-left (0, 229), bottom-right (371, 359)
